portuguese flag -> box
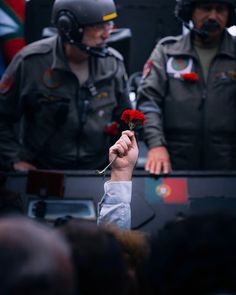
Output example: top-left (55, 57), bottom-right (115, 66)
top-left (145, 177), bottom-right (189, 204)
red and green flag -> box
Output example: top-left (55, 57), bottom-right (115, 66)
top-left (145, 178), bottom-right (189, 204)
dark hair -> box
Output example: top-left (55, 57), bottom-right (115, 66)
top-left (148, 213), bottom-right (236, 295)
top-left (58, 219), bottom-right (128, 295)
top-left (0, 217), bottom-right (75, 295)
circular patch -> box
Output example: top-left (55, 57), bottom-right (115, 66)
top-left (42, 69), bottom-right (61, 89)
top-left (171, 58), bottom-right (189, 71)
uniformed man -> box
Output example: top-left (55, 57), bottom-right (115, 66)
top-left (137, 0), bottom-right (236, 174)
top-left (0, 0), bottom-right (131, 171)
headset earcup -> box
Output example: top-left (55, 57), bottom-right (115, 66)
top-left (57, 16), bottom-right (72, 33)
top-left (175, 0), bottom-right (192, 23)
top-left (55, 10), bottom-right (83, 43)
top-left (56, 11), bottom-right (75, 34)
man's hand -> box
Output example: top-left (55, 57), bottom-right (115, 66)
top-left (145, 146), bottom-right (171, 175)
top-left (110, 130), bottom-right (138, 181)
top-left (13, 161), bottom-right (37, 172)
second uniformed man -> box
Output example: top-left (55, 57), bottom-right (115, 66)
top-left (137, 0), bottom-right (236, 174)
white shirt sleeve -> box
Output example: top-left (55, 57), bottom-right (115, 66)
top-left (97, 181), bottom-right (132, 229)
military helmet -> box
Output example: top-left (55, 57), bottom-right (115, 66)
top-left (175, 0), bottom-right (236, 27)
top-left (52, 0), bottom-right (117, 43)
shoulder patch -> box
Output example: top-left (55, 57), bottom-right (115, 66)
top-left (158, 35), bottom-right (181, 46)
top-left (20, 37), bottom-right (54, 59)
top-left (107, 47), bottom-right (123, 61)
top-left (0, 74), bottom-right (14, 95)
top-left (142, 59), bottom-right (153, 79)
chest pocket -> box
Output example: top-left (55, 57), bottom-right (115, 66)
top-left (23, 91), bottom-right (71, 126)
top-left (214, 70), bottom-right (236, 85)
top-left (88, 87), bottom-right (117, 122)
top-left (213, 70), bottom-right (236, 102)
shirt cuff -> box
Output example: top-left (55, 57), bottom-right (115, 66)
top-left (103, 181), bottom-right (132, 204)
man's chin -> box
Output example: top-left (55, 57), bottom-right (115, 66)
top-left (208, 29), bottom-right (223, 37)
top-left (202, 31), bottom-right (223, 43)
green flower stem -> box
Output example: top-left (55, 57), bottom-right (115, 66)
top-left (96, 155), bottom-right (118, 176)
top-left (129, 122), bottom-right (135, 130)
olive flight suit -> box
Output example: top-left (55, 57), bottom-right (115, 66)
top-left (0, 35), bottom-right (131, 170)
top-left (137, 30), bottom-right (236, 170)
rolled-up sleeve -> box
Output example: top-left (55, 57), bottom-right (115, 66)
top-left (97, 181), bottom-right (132, 229)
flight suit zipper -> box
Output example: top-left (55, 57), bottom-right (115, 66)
top-left (199, 87), bottom-right (207, 169)
top-left (75, 80), bottom-right (98, 165)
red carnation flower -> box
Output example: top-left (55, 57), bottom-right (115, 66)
top-left (121, 109), bottom-right (145, 130)
top-left (104, 122), bottom-right (120, 136)
top-left (181, 72), bottom-right (199, 82)
top-left (96, 109), bottom-right (145, 176)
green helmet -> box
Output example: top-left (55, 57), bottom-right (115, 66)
top-left (52, 0), bottom-right (117, 43)
top-left (175, 0), bottom-right (236, 27)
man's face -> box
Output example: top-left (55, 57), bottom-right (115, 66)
top-left (82, 21), bottom-right (114, 47)
top-left (192, 2), bottom-right (229, 41)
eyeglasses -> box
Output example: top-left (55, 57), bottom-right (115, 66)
top-left (89, 21), bottom-right (114, 32)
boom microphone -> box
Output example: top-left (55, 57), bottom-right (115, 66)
top-left (77, 43), bottom-right (113, 58)
top-left (63, 30), bottom-right (113, 58)
top-left (183, 19), bottom-right (220, 39)
top-left (183, 21), bottom-right (209, 39)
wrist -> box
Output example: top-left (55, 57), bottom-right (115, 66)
top-left (111, 168), bottom-right (133, 181)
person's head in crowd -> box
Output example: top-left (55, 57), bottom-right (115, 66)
top-left (175, 0), bottom-right (236, 44)
top-left (106, 225), bottom-right (151, 295)
top-left (57, 218), bottom-right (128, 295)
top-left (148, 212), bottom-right (236, 295)
top-left (0, 216), bottom-right (75, 295)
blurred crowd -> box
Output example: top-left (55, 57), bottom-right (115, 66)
top-left (1, 208), bottom-right (236, 295)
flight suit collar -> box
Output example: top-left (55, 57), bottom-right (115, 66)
top-left (51, 35), bottom-right (71, 72)
top-left (89, 54), bottom-right (119, 84)
top-left (50, 36), bottom-right (119, 85)
top-left (165, 32), bottom-right (197, 58)
top-left (166, 30), bottom-right (235, 59)
top-left (218, 29), bottom-right (236, 59)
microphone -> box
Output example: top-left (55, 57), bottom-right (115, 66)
top-left (200, 19), bottom-right (220, 33)
top-left (183, 20), bottom-right (209, 39)
top-left (183, 20), bottom-right (220, 39)
top-left (63, 30), bottom-right (113, 58)
top-left (76, 42), bottom-right (113, 58)
top-left (193, 27), bottom-right (209, 39)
